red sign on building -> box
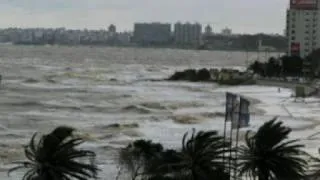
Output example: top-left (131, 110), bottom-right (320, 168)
top-left (291, 42), bottom-right (300, 56)
top-left (290, 0), bottom-right (318, 10)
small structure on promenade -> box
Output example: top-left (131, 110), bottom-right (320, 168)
top-left (294, 86), bottom-right (306, 102)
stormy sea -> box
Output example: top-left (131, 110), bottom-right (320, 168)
top-left (2, 45), bottom-right (319, 180)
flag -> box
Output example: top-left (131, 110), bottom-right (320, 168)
top-left (238, 97), bottom-right (250, 128)
top-left (225, 92), bottom-right (237, 122)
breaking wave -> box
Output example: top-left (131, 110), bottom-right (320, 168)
top-left (121, 101), bottom-right (206, 114)
top-left (122, 105), bottom-right (153, 114)
top-left (172, 114), bottom-right (204, 124)
top-left (1, 101), bottom-right (43, 107)
top-left (121, 101), bottom-right (175, 114)
top-left (0, 100), bottom-right (108, 112)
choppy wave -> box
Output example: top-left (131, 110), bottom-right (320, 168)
top-left (121, 101), bottom-right (178, 114)
top-left (0, 100), bottom-right (111, 112)
top-left (122, 105), bottom-right (153, 114)
top-left (62, 72), bottom-right (106, 81)
top-left (23, 78), bottom-right (39, 83)
top-left (171, 114), bottom-right (204, 124)
top-left (165, 101), bottom-right (205, 110)
top-left (0, 133), bottom-right (25, 139)
top-left (121, 101), bottom-right (210, 115)
top-left (23, 77), bottom-right (57, 84)
top-left (1, 101), bottom-right (43, 107)
top-left (0, 124), bottom-right (8, 131)
top-left (96, 123), bottom-right (139, 130)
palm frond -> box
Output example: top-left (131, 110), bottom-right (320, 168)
top-left (163, 129), bottom-right (231, 180)
top-left (8, 126), bottom-right (99, 180)
top-left (237, 118), bottom-right (307, 180)
top-left (120, 130), bottom-right (231, 180)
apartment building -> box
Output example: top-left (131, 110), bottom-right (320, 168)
top-left (174, 22), bottom-right (202, 46)
top-left (286, 0), bottom-right (320, 57)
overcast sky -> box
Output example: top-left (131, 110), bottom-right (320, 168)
top-left (0, 0), bottom-right (289, 34)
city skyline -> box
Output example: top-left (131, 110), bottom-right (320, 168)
top-left (0, 0), bottom-right (288, 34)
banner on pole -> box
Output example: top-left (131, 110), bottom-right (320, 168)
top-left (239, 97), bottom-right (250, 128)
top-left (225, 92), bottom-right (237, 122)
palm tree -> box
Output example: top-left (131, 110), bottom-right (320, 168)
top-left (306, 147), bottom-right (320, 180)
top-left (8, 126), bottom-right (99, 180)
top-left (150, 129), bottom-right (231, 180)
top-left (237, 118), bottom-right (307, 180)
top-left (119, 139), bottom-right (164, 180)
top-left (120, 130), bottom-right (230, 180)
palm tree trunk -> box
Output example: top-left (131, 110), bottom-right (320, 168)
top-left (192, 169), bottom-right (197, 180)
top-left (257, 171), bottom-right (268, 180)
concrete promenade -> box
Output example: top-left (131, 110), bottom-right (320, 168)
top-left (256, 79), bottom-right (319, 97)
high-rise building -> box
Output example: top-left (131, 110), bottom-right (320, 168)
top-left (133, 23), bottom-right (171, 45)
top-left (286, 0), bottom-right (320, 57)
top-left (204, 25), bottom-right (213, 35)
top-left (174, 22), bottom-right (202, 46)
top-left (108, 24), bottom-right (116, 33)
top-left (108, 24), bottom-right (117, 38)
top-left (221, 27), bottom-right (232, 36)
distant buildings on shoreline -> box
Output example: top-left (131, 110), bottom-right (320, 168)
top-left (0, 22), bottom-right (285, 51)
top-left (131, 22), bottom-right (203, 47)
top-left (0, 26), bottom-right (132, 46)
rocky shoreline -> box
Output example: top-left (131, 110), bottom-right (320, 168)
top-left (165, 68), bottom-right (319, 98)
top-left (167, 68), bottom-right (256, 85)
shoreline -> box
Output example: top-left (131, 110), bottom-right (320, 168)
top-left (256, 79), bottom-right (318, 96)
top-left (233, 84), bottom-right (320, 143)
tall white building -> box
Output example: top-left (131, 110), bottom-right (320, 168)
top-left (174, 22), bottom-right (202, 46)
top-left (286, 0), bottom-right (320, 57)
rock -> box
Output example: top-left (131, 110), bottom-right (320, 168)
top-left (168, 71), bottom-right (185, 81)
top-left (184, 69), bottom-right (198, 81)
top-left (168, 69), bottom-right (198, 81)
top-left (167, 68), bottom-right (255, 85)
top-left (196, 68), bottom-right (211, 81)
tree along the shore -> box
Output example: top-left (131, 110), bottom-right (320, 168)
top-left (248, 56), bottom-right (304, 78)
